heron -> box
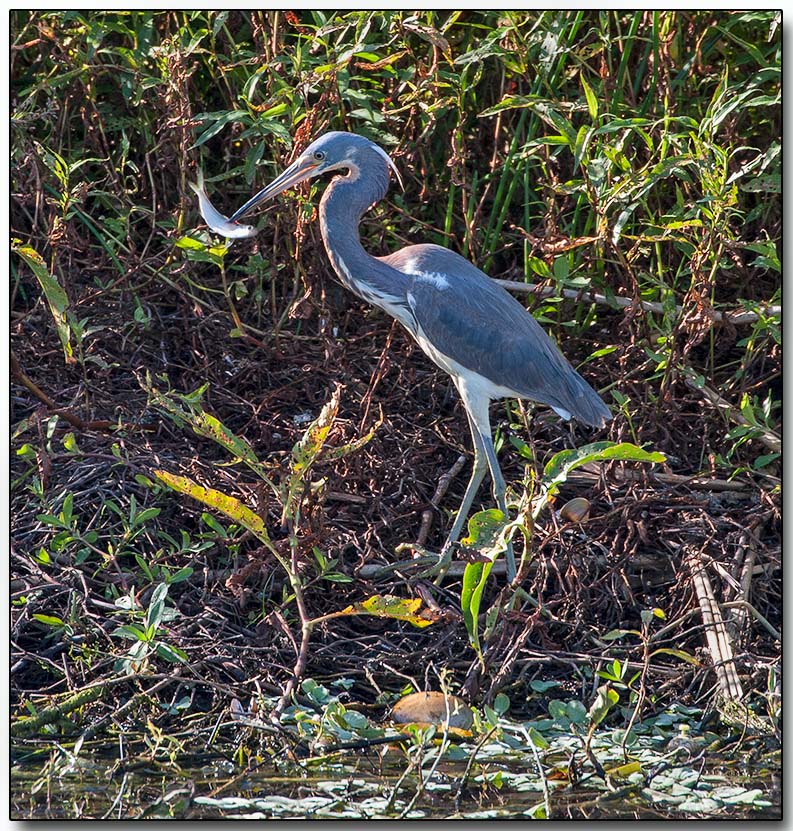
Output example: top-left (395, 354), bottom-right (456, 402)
top-left (228, 132), bottom-right (611, 580)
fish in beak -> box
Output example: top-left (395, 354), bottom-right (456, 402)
top-left (190, 171), bottom-right (259, 239)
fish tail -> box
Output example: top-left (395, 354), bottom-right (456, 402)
top-left (188, 169), bottom-right (204, 195)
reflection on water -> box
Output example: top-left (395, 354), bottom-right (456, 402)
top-left (10, 754), bottom-right (780, 820)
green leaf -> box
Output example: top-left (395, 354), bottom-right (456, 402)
top-left (509, 435), bottom-right (533, 460)
top-left (175, 235), bottom-right (207, 251)
top-left (155, 643), bottom-right (189, 663)
top-left (258, 102), bottom-right (290, 118)
top-left (525, 256), bottom-right (550, 278)
top-left (566, 700), bottom-right (588, 725)
top-left (461, 560), bottom-right (494, 654)
top-left (135, 554), bottom-right (154, 581)
top-left (36, 513), bottom-right (65, 528)
top-left (480, 95), bottom-right (576, 143)
top-left (168, 567), bottom-right (195, 584)
top-left (581, 75), bottom-right (599, 121)
top-left (192, 109), bottom-right (251, 147)
top-left (131, 507), bottom-right (161, 527)
top-left (63, 433), bottom-right (80, 453)
top-left (601, 628), bottom-right (641, 641)
top-left (573, 125), bottom-right (593, 172)
top-left (542, 442), bottom-right (665, 496)
top-left (312, 547), bottom-right (327, 571)
top-left (754, 452), bottom-right (780, 469)
top-left (201, 512), bottom-right (227, 536)
top-left (146, 583), bottom-right (169, 630)
top-left (13, 242), bottom-right (74, 363)
top-left (553, 254), bottom-right (570, 283)
top-left (530, 680), bottom-right (560, 693)
top-left (493, 693), bottom-right (510, 716)
top-left (461, 508), bottom-right (508, 557)
top-left (61, 493), bottom-right (74, 525)
top-left (589, 345), bottom-right (618, 359)
top-left (35, 141), bottom-right (70, 186)
top-left (16, 443), bottom-right (36, 460)
top-left (649, 648), bottom-right (700, 666)
top-left (113, 624), bottom-right (149, 642)
top-left (32, 614), bottom-right (65, 627)
top-left (588, 685), bottom-right (619, 727)
top-left (322, 573), bottom-right (354, 583)
top-left (526, 726), bottom-right (549, 749)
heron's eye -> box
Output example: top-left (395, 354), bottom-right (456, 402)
top-left (312, 151), bottom-right (325, 162)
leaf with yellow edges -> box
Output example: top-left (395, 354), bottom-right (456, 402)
top-left (154, 470), bottom-right (270, 543)
top-left (13, 242), bottom-right (74, 364)
top-left (337, 594), bottom-right (435, 628)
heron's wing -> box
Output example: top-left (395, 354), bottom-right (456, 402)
top-left (383, 245), bottom-right (610, 427)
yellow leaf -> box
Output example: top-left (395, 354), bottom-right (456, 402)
top-left (154, 470), bottom-right (270, 542)
top-left (606, 760), bottom-right (642, 778)
top-left (339, 594), bottom-right (435, 628)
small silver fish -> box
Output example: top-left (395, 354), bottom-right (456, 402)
top-left (189, 171), bottom-right (259, 239)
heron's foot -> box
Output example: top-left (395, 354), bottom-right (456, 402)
top-left (412, 542), bottom-right (455, 584)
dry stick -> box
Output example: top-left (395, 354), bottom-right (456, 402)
top-left (620, 623), bottom-right (653, 760)
top-left (273, 544), bottom-right (314, 720)
top-left (10, 351), bottom-right (115, 432)
top-left (359, 320), bottom-right (397, 431)
top-left (416, 453), bottom-right (468, 547)
top-left (399, 720), bottom-right (453, 819)
top-left (385, 747), bottom-right (422, 815)
top-left (452, 723), bottom-right (500, 815)
top-left (11, 684), bottom-right (105, 738)
top-left (682, 372), bottom-right (781, 454)
top-left (684, 547), bottom-right (744, 703)
top-left (484, 623), bottom-right (534, 702)
top-left (568, 466), bottom-right (754, 493)
top-left (727, 525), bottom-right (762, 643)
top-left (338, 547), bottom-right (674, 581)
top-left (361, 553), bottom-right (507, 580)
top-left (11, 351), bottom-right (154, 433)
top-left (79, 675), bottom-right (178, 745)
top-left (601, 468), bottom-right (754, 493)
top-left (494, 278), bottom-right (780, 326)
top-left (721, 601), bottom-right (780, 641)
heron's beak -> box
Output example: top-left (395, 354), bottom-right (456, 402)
top-left (229, 157), bottom-right (320, 222)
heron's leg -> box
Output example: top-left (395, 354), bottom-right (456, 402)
top-left (481, 432), bottom-right (507, 510)
top-left (441, 413), bottom-right (488, 553)
top-left (453, 384), bottom-right (516, 581)
top-left (418, 415), bottom-right (487, 581)
top-left (476, 427), bottom-right (516, 581)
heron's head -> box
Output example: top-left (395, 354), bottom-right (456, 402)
top-left (229, 132), bottom-right (401, 222)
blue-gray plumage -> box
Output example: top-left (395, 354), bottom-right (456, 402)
top-left (230, 132), bottom-right (611, 580)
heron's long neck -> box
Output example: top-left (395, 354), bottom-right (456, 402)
top-left (318, 170), bottom-right (409, 312)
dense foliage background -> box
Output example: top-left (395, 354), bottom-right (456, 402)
top-left (10, 11), bottom-right (780, 819)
